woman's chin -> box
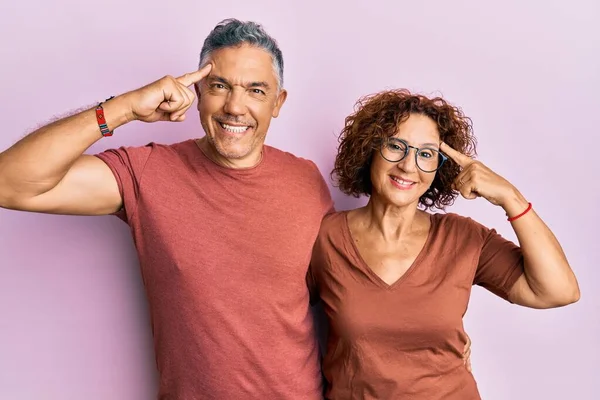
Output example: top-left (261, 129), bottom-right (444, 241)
top-left (376, 191), bottom-right (423, 209)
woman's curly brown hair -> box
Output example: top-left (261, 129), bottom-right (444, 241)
top-left (332, 89), bottom-right (477, 210)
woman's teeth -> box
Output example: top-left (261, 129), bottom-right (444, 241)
top-left (391, 176), bottom-right (414, 185)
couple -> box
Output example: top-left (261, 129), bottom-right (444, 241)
top-left (0, 18), bottom-right (579, 399)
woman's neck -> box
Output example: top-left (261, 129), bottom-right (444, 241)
top-left (358, 196), bottom-right (424, 242)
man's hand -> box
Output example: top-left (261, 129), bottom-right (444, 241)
top-left (0, 63), bottom-right (214, 215)
top-left (125, 63), bottom-right (212, 123)
top-left (463, 333), bottom-right (472, 373)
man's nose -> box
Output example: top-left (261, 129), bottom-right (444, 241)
top-left (223, 88), bottom-right (247, 116)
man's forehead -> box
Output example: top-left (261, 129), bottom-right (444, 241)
top-left (208, 45), bottom-right (276, 81)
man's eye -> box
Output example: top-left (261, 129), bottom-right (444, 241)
top-left (251, 89), bottom-right (265, 95)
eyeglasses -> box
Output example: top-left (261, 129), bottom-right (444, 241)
top-left (379, 138), bottom-right (448, 173)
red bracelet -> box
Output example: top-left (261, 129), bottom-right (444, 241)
top-left (95, 96), bottom-right (115, 137)
top-left (507, 202), bottom-right (532, 222)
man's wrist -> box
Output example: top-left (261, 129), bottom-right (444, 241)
top-left (99, 94), bottom-right (135, 132)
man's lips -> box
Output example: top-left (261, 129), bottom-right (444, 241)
top-left (216, 121), bottom-right (254, 134)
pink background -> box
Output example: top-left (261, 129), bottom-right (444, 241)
top-left (1, 1), bottom-right (598, 399)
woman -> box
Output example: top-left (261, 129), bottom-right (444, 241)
top-left (308, 89), bottom-right (580, 399)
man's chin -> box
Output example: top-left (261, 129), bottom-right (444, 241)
top-left (204, 132), bottom-right (265, 163)
top-left (214, 143), bottom-right (255, 161)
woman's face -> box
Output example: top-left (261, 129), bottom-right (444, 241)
top-left (370, 113), bottom-right (442, 209)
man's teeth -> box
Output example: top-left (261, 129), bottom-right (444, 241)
top-left (391, 176), bottom-right (414, 185)
top-left (221, 123), bottom-right (250, 133)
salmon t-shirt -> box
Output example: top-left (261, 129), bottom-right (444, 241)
top-left (308, 210), bottom-right (524, 399)
top-left (95, 139), bottom-right (334, 399)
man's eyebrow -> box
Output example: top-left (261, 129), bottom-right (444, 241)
top-left (206, 75), bottom-right (230, 85)
top-left (247, 81), bottom-right (271, 90)
top-left (206, 76), bottom-right (271, 90)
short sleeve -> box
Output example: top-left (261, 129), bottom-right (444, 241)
top-left (94, 144), bottom-right (153, 223)
top-left (473, 223), bottom-right (525, 302)
top-left (308, 160), bottom-right (336, 217)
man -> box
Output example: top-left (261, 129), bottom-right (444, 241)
top-left (0, 19), bottom-right (470, 399)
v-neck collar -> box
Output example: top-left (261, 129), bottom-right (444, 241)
top-left (342, 210), bottom-right (439, 290)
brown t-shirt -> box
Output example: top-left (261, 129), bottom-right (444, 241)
top-left (308, 210), bottom-right (524, 399)
top-left (95, 139), bottom-right (334, 399)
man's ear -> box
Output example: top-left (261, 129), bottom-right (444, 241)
top-left (272, 89), bottom-right (288, 118)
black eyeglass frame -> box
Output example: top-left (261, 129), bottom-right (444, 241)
top-left (379, 137), bottom-right (448, 173)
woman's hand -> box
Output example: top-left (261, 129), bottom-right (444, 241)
top-left (440, 141), bottom-right (517, 208)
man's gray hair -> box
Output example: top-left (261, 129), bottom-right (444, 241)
top-left (199, 19), bottom-right (284, 89)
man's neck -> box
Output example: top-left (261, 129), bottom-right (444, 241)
top-left (196, 137), bottom-right (263, 169)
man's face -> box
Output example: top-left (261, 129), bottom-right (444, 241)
top-left (196, 44), bottom-right (287, 166)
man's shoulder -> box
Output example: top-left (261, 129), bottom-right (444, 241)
top-left (263, 145), bottom-right (334, 214)
top-left (264, 145), bottom-right (321, 177)
top-left (265, 145), bottom-right (314, 165)
top-left (99, 138), bottom-right (196, 157)
top-left (147, 138), bottom-right (198, 155)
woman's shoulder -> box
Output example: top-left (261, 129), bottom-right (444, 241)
top-left (431, 211), bottom-right (490, 239)
top-left (319, 210), bottom-right (348, 232)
